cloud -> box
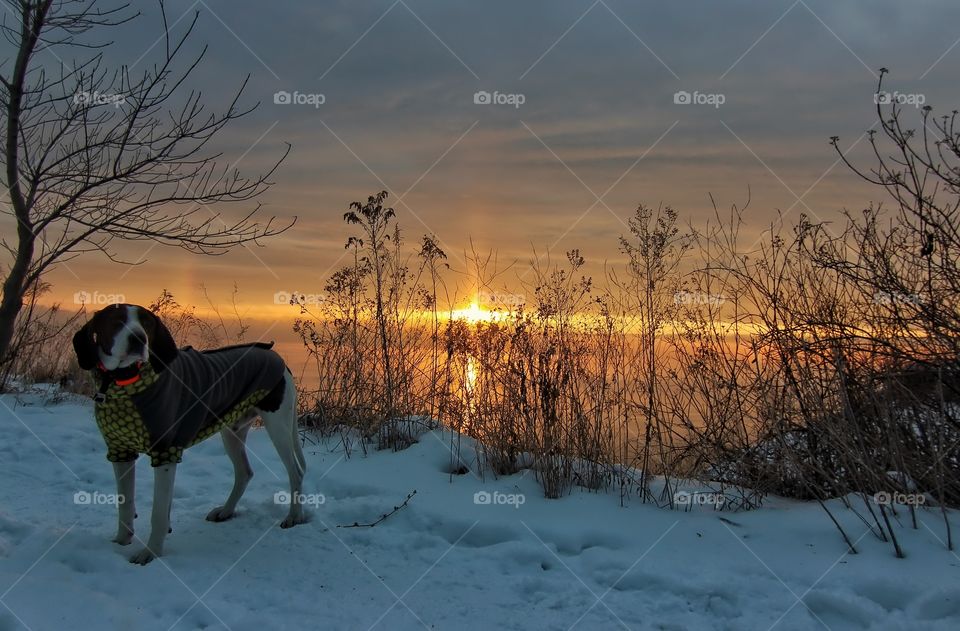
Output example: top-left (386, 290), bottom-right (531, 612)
top-left (6, 0), bottom-right (958, 306)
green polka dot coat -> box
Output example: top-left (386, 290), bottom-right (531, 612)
top-left (93, 343), bottom-right (287, 467)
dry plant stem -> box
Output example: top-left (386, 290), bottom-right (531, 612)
top-left (942, 505), bottom-right (954, 551)
top-left (878, 504), bottom-right (905, 558)
top-left (338, 490), bottom-right (417, 528)
top-left (818, 499), bottom-right (858, 554)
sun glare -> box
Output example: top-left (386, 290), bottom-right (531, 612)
top-left (451, 302), bottom-right (500, 324)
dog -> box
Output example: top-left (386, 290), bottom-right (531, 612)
top-left (72, 304), bottom-right (307, 565)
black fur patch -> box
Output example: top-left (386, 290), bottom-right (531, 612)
top-left (257, 374), bottom-right (286, 413)
top-left (72, 323), bottom-right (99, 370)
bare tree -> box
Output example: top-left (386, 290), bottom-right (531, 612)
top-left (0, 0), bottom-right (292, 365)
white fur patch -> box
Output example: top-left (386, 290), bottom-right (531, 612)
top-left (98, 305), bottom-right (149, 370)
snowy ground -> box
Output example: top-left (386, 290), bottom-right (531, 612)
top-left (0, 390), bottom-right (958, 630)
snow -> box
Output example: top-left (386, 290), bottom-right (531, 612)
top-left (1, 390), bottom-right (959, 630)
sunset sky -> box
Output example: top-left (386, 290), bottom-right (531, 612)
top-left (6, 0), bottom-right (960, 326)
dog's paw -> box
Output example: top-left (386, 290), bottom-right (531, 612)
top-left (280, 512), bottom-right (308, 529)
top-left (112, 533), bottom-right (133, 546)
top-left (129, 547), bottom-right (159, 565)
top-left (205, 506), bottom-right (236, 522)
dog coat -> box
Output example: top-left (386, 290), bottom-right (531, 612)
top-left (93, 343), bottom-right (287, 466)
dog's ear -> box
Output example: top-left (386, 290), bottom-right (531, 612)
top-left (140, 308), bottom-right (178, 371)
top-left (72, 321), bottom-right (99, 370)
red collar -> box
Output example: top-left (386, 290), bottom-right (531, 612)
top-left (97, 361), bottom-right (143, 386)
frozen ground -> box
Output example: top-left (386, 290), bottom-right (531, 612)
top-left (0, 389), bottom-right (958, 630)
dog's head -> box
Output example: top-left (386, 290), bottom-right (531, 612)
top-left (72, 304), bottom-right (178, 372)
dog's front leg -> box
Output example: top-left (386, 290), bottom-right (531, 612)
top-left (129, 463), bottom-right (176, 565)
top-left (112, 461), bottom-right (136, 545)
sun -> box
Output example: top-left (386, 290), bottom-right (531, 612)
top-left (451, 302), bottom-right (500, 323)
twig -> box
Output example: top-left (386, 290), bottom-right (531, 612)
top-left (338, 490), bottom-right (417, 528)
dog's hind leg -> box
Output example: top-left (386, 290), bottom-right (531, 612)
top-left (292, 402), bottom-right (306, 477)
top-left (261, 372), bottom-right (307, 528)
top-left (206, 415), bottom-right (255, 523)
